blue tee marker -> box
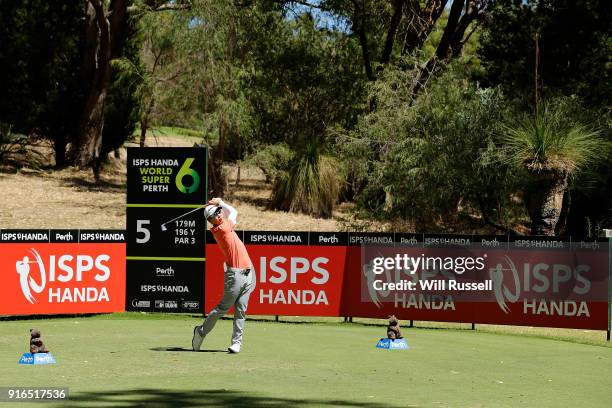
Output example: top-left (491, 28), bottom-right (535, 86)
top-left (376, 338), bottom-right (409, 350)
top-left (18, 353), bottom-right (56, 365)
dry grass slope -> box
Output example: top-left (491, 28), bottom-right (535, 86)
top-left (0, 135), bottom-right (350, 230)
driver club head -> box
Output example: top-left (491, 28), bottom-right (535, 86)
top-left (161, 224), bottom-right (167, 232)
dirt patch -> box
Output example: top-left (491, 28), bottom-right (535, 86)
top-left (0, 136), bottom-right (352, 231)
top-left (1, 135), bottom-right (515, 233)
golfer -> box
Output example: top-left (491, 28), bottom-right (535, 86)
top-left (192, 197), bottom-right (255, 354)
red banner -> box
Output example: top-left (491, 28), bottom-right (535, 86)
top-left (1, 229), bottom-right (608, 332)
top-left (207, 236), bottom-right (609, 331)
top-left (0, 243), bottom-right (126, 315)
top-left (205, 244), bottom-right (347, 316)
top-left (343, 245), bottom-right (609, 330)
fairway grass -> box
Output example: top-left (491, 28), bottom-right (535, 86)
top-left (1, 314), bottom-right (611, 408)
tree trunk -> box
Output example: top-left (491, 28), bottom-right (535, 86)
top-left (139, 118), bottom-right (148, 148)
top-left (525, 169), bottom-right (569, 236)
top-left (70, 0), bottom-right (112, 179)
top-left (208, 117), bottom-right (228, 197)
top-left (77, 88), bottom-right (108, 179)
top-left (139, 95), bottom-right (156, 147)
top-left (54, 135), bottom-right (67, 168)
top-left (380, 0), bottom-right (405, 66)
top-left (70, 0), bottom-right (130, 178)
top-left (554, 189), bottom-right (570, 236)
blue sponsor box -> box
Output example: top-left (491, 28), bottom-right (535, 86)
top-left (376, 338), bottom-right (408, 350)
top-left (18, 353), bottom-right (56, 365)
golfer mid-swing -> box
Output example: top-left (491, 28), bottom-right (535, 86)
top-left (192, 197), bottom-right (255, 353)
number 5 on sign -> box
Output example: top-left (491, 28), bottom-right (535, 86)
top-left (136, 220), bottom-right (150, 243)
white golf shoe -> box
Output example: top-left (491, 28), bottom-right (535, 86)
top-left (228, 343), bottom-right (241, 354)
top-left (192, 326), bottom-right (204, 351)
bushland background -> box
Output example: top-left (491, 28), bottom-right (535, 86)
top-left (1, 0), bottom-right (610, 236)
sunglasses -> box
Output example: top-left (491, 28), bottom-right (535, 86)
top-left (208, 207), bottom-right (222, 220)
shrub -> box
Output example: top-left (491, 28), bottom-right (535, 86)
top-left (245, 143), bottom-right (293, 183)
top-left (270, 143), bottom-right (341, 218)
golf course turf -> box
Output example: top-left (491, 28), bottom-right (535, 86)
top-left (1, 313), bottom-right (611, 407)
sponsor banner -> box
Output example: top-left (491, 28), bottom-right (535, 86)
top-left (0, 243), bottom-right (125, 315)
top-left (423, 233), bottom-right (474, 248)
top-left (394, 233), bottom-right (423, 247)
top-left (310, 232), bottom-right (349, 246)
top-left (243, 231), bottom-right (308, 245)
top-left (340, 244), bottom-right (474, 322)
top-left (79, 230), bottom-right (126, 243)
top-left (472, 234), bottom-right (509, 250)
top-left (126, 147), bottom-right (207, 205)
top-left (51, 230), bottom-right (79, 243)
top-left (125, 260), bottom-right (203, 313)
top-left (205, 243), bottom-right (347, 316)
top-left (1, 229), bottom-right (50, 243)
top-left (126, 147), bottom-right (207, 314)
top-left (348, 232), bottom-right (394, 246)
top-left (350, 242), bottom-right (609, 330)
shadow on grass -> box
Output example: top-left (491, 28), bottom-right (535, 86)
top-left (63, 388), bottom-right (415, 407)
top-left (150, 347), bottom-right (227, 353)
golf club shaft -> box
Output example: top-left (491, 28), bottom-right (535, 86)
top-left (161, 206), bottom-right (204, 228)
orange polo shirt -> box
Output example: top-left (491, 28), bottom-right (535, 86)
top-left (211, 219), bottom-right (252, 269)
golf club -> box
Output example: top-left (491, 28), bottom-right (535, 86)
top-left (160, 206), bottom-right (205, 231)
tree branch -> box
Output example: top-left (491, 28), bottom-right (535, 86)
top-left (451, 1), bottom-right (488, 57)
top-left (285, 0), bottom-right (329, 11)
top-left (401, 0), bottom-right (448, 56)
top-left (127, 1), bottom-right (192, 14)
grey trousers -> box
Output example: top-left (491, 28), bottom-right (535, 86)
top-left (201, 264), bottom-right (256, 346)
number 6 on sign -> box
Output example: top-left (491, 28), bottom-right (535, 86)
top-left (136, 220), bottom-right (151, 243)
top-left (175, 158), bottom-right (200, 194)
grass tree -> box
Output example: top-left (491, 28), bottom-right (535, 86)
top-left (270, 143), bottom-right (342, 219)
top-left (502, 101), bottom-right (609, 235)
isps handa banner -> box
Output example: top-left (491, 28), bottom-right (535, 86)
top-left (205, 231), bottom-right (347, 316)
top-left (347, 234), bottom-right (609, 330)
top-left (0, 230), bottom-right (125, 315)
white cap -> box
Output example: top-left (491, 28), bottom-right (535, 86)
top-left (204, 205), bottom-right (220, 220)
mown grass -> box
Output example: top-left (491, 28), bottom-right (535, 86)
top-left (1, 313), bottom-right (611, 408)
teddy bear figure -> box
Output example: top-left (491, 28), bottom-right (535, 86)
top-left (29, 329), bottom-right (49, 354)
top-left (387, 315), bottom-right (403, 339)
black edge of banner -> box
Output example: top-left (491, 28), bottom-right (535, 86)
top-left (0, 229), bottom-right (51, 243)
top-left (394, 233), bottom-right (424, 247)
top-left (79, 229), bottom-right (126, 243)
top-left (50, 229), bottom-right (80, 243)
top-left (508, 234), bottom-right (571, 252)
top-left (423, 233), bottom-right (474, 249)
top-left (348, 232), bottom-right (395, 246)
top-left (309, 231), bottom-right (349, 246)
top-left (243, 231), bottom-right (309, 245)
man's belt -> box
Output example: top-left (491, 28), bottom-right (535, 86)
top-left (228, 266), bottom-right (252, 275)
